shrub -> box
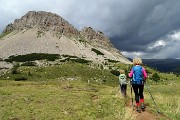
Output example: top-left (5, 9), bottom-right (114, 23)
top-left (11, 63), bottom-right (20, 74)
top-left (105, 59), bottom-right (119, 63)
top-left (151, 73), bottom-right (160, 82)
top-left (14, 76), bottom-right (27, 81)
top-left (110, 70), bottom-right (120, 76)
top-left (59, 55), bottom-right (90, 64)
top-left (0, 31), bottom-right (12, 39)
top-left (59, 58), bottom-right (69, 62)
top-left (70, 58), bottom-right (91, 64)
top-left (4, 53), bottom-right (60, 62)
top-left (21, 62), bottom-right (36, 66)
top-left (61, 55), bottom-right (78, 58)
top-left (91, 48), bottom-right (104, 55)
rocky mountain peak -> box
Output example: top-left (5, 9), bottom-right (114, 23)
top-left (3, 11), bottom-right (79, 36)
top-left (0, 11), bottom-right (131, 64)
top-left (80, 27), bottom-right (113, 50)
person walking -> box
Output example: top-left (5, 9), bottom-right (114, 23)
top-left (119, 69), bottom-right (127, 97)
top-left (129, 58), bottom-right (147, 113)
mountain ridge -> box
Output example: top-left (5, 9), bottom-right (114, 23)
top-left (0, 11), bottom-right (131, 64)
top-left (128, 58), bottom-right (180, 73)
top-left (143, 58), bottom-right (180, 74)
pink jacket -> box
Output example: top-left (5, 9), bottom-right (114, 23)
top-left (128, 65), bottom-right (147, 79)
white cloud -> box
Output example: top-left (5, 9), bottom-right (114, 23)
top-left (148, 40), bottom-right (166, 50)
top-left (169, 31), bottom-right (180, 41)
top-left (121, 51), bottom-right (144, 59)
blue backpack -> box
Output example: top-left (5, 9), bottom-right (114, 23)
top-left (131, 66), bottom-right (144, 84)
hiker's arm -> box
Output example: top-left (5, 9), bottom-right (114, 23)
top-left (142, 68), bottom-right (147, 80)
top-left (118, 75), bottom-right (120, 81)
top-left (128, 69), bottom-right (133, 78)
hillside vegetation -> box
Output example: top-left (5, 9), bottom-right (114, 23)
top-left (0, 59), bottom-right (179, 120)
top-left (143, 59), bottom-right (180, 74)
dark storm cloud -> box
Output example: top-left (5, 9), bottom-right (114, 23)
top-left (108, 0), bottom-right (180, 52)
top-left (62, 0), bottom-right (180, 58)
top-left (0, 0), bottom-right (180, 58)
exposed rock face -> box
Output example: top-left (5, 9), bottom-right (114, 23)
top-left (1, 11), bottom-right (131, 64)
top-left (80, 27), bottom-right (113, 50)
top-left (80, 27), bottom-right (125, 59)
top-left (3, 11), bottom-right (79, 36)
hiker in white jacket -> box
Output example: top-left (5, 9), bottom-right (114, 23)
top-left (119, 69), bottom-right (127, 97)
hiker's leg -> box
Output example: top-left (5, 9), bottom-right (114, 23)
top-left (132, 84), bottom-right (140, 104)
top-left (119, 84), bottom-right (121, 92)
top-left (139, 85), bottom-right (145, 110)
top-left (120, 84), bottom-right (123, 93)
top-left (121, 85), bottom-right (125, 96)
top-left (139, 85), bottom-right (144, 100)
top-left (124, 84), bottom-right (127, 96)
top-left (132, 84), bottom-right (141, 112)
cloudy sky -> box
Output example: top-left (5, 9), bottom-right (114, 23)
top-left (1, 0), bottom-right (180, 59)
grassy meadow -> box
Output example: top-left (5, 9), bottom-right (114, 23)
top-left (143, 75), bottom-right (180, 119)
top-left (0, 61), bottom-right (179, 120)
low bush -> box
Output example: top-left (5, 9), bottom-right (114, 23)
top-left (105, 59), bottom-right (119, 63)
top-left (151, 73), bottom-right (160, 82)
top-left (0, 31), bottom-right (12, 39)
top-left (61, 55), bottom-right (78, 58)
top-left (11, 63), bottom-right (20, 74)
top-left (91, 48), bottom-right (104, 55)
top-left (70, 58), bottom-right (91, 64)
top-left (14, 76), bottom-right (27, 81)
top-left (4, 53), bottom-right (60, 62)
top-left (110, 70), bottom-right (120, 76)
top-left (21, 61), bottom-right (36, 66)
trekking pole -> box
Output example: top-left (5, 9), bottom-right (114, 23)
top-left (145, 82), bottom-right (161, 114)
top-left (130, 81), bottom-right (134, 110)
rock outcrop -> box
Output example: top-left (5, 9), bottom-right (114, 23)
top-left (3, 11), bottom-right (79, 36)
top-left (80, 27), bottom-right (125, 59)
top-left (1, 11), bottom-right (131, 64)
top-left (80, 27), bottom-right (113, 50)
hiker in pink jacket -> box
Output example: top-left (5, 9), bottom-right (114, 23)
top-left (129, 58), bottom-right (147, 113)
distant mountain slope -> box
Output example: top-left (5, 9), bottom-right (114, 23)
top-left (143, 59), bottom-right (180, 74)
top-left (0, 11), bottom-right (131, 64)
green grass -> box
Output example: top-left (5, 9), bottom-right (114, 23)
top-left (0, 62), bottom-right (118, 86)
top-left (0, 31), bottom-right (12, 39)
top-left (0, 80), bottom-right (128, 120)
top-left (0, 62), bottom-right (179, 120)
top-left (142, 77), bottom-right (180, 120)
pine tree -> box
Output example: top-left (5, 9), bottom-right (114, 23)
top-left (152, 73), bottom-right (160, 82)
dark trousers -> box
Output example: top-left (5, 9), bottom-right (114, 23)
top-left (120, 84), bottom-right (127, 96)
top-left (132, 84), bottom-right (144, 103)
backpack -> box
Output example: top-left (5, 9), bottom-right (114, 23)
top-left (131, 66), bottom-right (144, 84)
top-left (119, 74), bottom-right (127, 85)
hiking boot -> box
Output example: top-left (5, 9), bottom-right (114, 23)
top-left (141, 102), bottom-right (145, 111)
top-left (136, 106), bottom-right (141, 113)
top-left (124, 91), bottom-right (127, 97)
top-left (122, 92), bottom-right (127, 98)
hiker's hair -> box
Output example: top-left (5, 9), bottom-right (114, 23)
top-left (119, 69), bottom-right (125, 74)
top-left (133, 58), bottom-right (142, 65)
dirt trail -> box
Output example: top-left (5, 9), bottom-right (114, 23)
top-left (125, 99), bottom-right (170, 120)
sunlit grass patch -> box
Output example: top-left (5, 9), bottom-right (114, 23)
top-left (143, 81), bottom-right (180, 120)
top-left (0, 60), bottom-right (179, 119)
top-left (0, 79), bottom-right (128, 120)
top-left (157, 95), bottom-right (180, 119)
